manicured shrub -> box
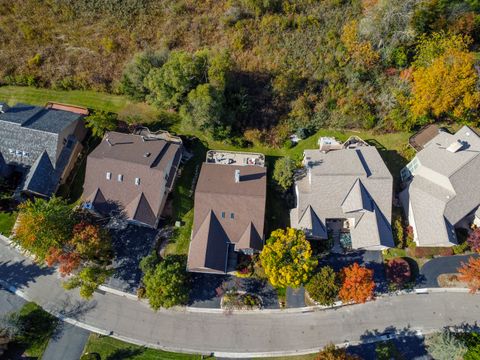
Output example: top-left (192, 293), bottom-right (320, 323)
top-left (385, 258), bottom-right (411, 286)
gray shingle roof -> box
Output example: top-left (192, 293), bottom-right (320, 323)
top-left (292, 145), bottom-right (393, 249)
top-left (22, 150), bottom-right (56, 196)
top-left (0, 103), bottom-right (82, 134)
top-left (401, 126), bottom-right (480, 246)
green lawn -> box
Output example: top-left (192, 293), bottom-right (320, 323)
top-left (5, 302), bottom-right (58, 358)
top-left (0, 211), bottom-right (17, 236)
top-left (0, 85), bottom-right (161, 122)
top-left (82, 334), bottom-right (205, 359)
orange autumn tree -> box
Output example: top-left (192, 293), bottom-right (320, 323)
top-left (339, 263), bottom-right (375, 304)
top-left (458, 257), bottom-right (480, 293)
top-left (46, 221), bottom-right (112, 276)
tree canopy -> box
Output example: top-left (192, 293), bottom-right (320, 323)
top-left (305, 266), bottom-right (339, 306)
top-left (14, 197), bottom-right (75, 261)
top-left (260, 228), bottom-right (317, 288)
top-left (272, 156), bottom-right (296, 191)
top-left (426, 330), bottom-right (467, 360)
top-left (458, 256), bottom-right (480, 293)
top-left (339, 263), bottom-right (375, 304)
top-left (140, 254), bottom-right (190, 310)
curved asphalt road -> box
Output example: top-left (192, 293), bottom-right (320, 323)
top-left (1, 241), bottom-right (480, 357)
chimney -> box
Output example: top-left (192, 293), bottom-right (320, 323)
top-left (235, 169), bottom-right (240, 183)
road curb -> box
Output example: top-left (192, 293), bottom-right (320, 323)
top-left (0, 277), bottom-right (477, 358)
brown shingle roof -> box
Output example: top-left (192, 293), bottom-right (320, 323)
top-left (409, 124), bottom-right (440, 151)
top-left (82, 131), bottom-right (181, 227)
top-left (187, 162), bottom-right (267, 273)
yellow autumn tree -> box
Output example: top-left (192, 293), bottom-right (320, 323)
top-left (341, 20), bottom-right (379, 70)
top-left (259, 227), bottom-right (317, 288)
top-left (411, 33), bottom-right (480, 119)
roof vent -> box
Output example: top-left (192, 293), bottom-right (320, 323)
top-left (144, 152), bottom-right (151, 157)
top-left (106, 138), bottom-right (113, 146)
top-left (235, 169), bottom-right (240, 183)
top-left (446, 140), bottom-right (464, 153)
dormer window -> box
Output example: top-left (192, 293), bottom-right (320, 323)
top-left (8, 149), bottom-right (14, 154)
top-left (117, 174), bottom-right (123, 182)
top-left (230, 213), bottom-right (235, 219)
top-left (135, 177), bottom-right (140, 186)
top-left (221, 212), bottom-right (225, 219)
top-left (106, 172), bottom-right (112, 180)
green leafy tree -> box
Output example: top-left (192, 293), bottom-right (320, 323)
top-left (140, 254), bottom-right (189, 310)
top-left (315, 343), bottom-right (360, 359)
top-left (273, 156), bottom-right (296, 191)
top-left (121, 49), bottom-right (169, 101)
top-left (13, 197), bottom-right (75, 261)
top-left (180, 83), bottom-right (227, 138)
top-left (85, 110), bottom-right (117, 137)
top-left (426, 330), bottom-right (467, 360)
top-left (63, 266), bottom-right (112, 299)
top-left (260, 228), bottom-right (317, 288)
top-left (375, 341), bottom-right (402, 360)
top-left (144, 50), bottom-right (208, 109)
top-left (207, 50), bottom-right (233, 91)
top-left (305, 266), bottom-right (339, 306)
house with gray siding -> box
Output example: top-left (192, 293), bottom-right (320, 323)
top-left (400, 126), bottom-right (480, 247)
top-left (0, 102), bottom-right (87, 196)
top-left (290, 136), bottom-right (394, 251)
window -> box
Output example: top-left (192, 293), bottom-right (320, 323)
top-left (165, 173), bottom-right (169, 180)
top-left (135, 177), bottom-right (140, 186)
top-left (106, 172), bottom-right (112, 180)
top-left (117, 174), bottom-right (123, 182)
top-left (230, 213), bottom-right (235, 219)
top-left (221, 212), bottom-right (225, 218)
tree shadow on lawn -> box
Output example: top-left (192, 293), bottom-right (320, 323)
top-left (0, 259), bottom-right (55, 290)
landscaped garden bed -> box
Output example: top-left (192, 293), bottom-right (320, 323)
top-left (437, 273), bottom-right (468, 288)
top-left (221, 290), bottom-right (262, 310)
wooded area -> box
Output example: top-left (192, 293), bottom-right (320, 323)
top-left (0, 0), bottom-right (479, 146)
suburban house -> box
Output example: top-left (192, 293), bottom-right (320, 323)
top-left (400, 126), bottom-right (480, 247)
top-left (82, 129), bottom-right (182, 228)
top-left (0, 101), bottom-right (88, 197)
top-left (290, 137), bottom-right (394, 250)
top-left (187, 151), bottom-right (267, 274)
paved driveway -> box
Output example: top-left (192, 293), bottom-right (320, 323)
top-left (43, 322), bottom-right (90, 360)
top-left (189, 274), bottom-right (279, 309)
top-left (418, 254), bottom-right (480, 288)
top-left (105, 225), bottom-right (158, 293)
top-left (319, 250), bottom-right (387, 292)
